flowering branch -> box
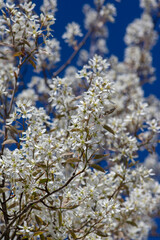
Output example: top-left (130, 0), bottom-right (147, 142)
top-left (0, 1), bottom-right (160, 239)
top-left (0, 164), bottom-right (87, 239)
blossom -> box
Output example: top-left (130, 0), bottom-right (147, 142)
top-left (140, 0), bottom-right (158, 12)
top-left (125, 13), bottom-right (157, 49)
top-left (0, 0), bottom-right (160, 239)
top-left (62, 22), bottom-right (83, 47)
top-left (147, 119), bottom-right (160, 133)
top-left (18, 221), bottom-right (33, 235)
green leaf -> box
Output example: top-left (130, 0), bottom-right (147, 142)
top-left (0, 56), bottom-right (8, 60)
top-left (96, 231), bottom-right (108, 237)
top-left (35, 215), bottom-right (43, 226)
top-left (18, 39), bottom-right (31, 47)
top-left (13, 51), bottom-right (23, 57)
top-left (66, 158), bottom-right (80, 163)
top-left (69, 230), bottom-right (77, 239)
top-left (105, 107), bottom-right (116, 115)
top-left (23, 39), bottom-right (31, 47)
top-left (126, 221), bottom-right (138, 227)
top-left (5, 125), bottom-right (19, 134)
top-left (70, 128), bottom-right (80, 132)
top-left (32, 169), bottom-right (41, 177)
top-left (58, 211), bottom-right (62, 227)
top-left (64, 204), bottom-right (79, 209)
top-left (29, 59), bottom-right (36, 69)
top-left (40, 234), bottom-right (45, 240)
top-left (113, 173), bottom-right (124, 180)
top-left (0, 187), bottom-right (9, 193)
top-left (103, 124), bottom-right (115, 135)
top-left (55, 114), bottom-right (65, 119)
top-left (37, 163), bottom-right (47, 169)
top-left (39, 179), bottom-right (49, 184)
top-left (123, 185), bottom-right (129, 195)
top-left (128, 161), bottom-right (139, 168)
top-left (94, 153), bottom-right (109, 159)
top-left (48, 128), bottom-right (56, 133)
top-left (8, 202), bottom-right (18, 210)
top-left (62, 152), bottom-right (74, 157)
top-left (32, 204), bottom-right (42, 211)
top-left (33, 231), bottom-right (44, 236)
top-left (89, 164), bottom-right (105, 173)
top-left (30, 55), bottom-right (37, 61)
top-left (2, 139), bottom-right (17, 145)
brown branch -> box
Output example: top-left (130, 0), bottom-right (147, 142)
top-left (42, 66), bottom-right (51, 90)
top-left (76, 217), bottom-right (104, 240)
top-left (52, 29), bottom-right (92, 78)
top-left (18, 47), bottom-right (37, 69)
top-left (0, 42), bottom-right (14, 47)
top-left (7, 72), bottom-right (18, 117)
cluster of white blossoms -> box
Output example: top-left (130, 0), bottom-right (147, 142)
top-left (62, 22), bottom-right (83, 47)
top-left (0, 0), bottom-right (160, 239)
top-left (140, 0), bottom-right (160, 12)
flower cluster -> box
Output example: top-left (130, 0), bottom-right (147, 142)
top-left (62, 22), bottom-right (83, 47)
top-left (0, 0), bottom-right (160, 239)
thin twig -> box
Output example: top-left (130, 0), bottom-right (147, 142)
top-left (52, 29), bottom-right (92, 78)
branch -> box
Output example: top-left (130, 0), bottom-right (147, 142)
top-left (52, 29), bottom-right (92, 78)
top-left (7, 73), bottom-right (18, 117)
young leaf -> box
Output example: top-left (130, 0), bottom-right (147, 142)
top-left (33, 231), bottom-right (44, 237)
top-left (29, 59), bottom-right (36, 69)
top-left (70, 128), bottom-right (80, 132)
top-left (5, 125), bottom-right (19, 134)
top-left (105, 107), bottom-right (116, 115)
top-left (39, 178), bottom-right (49, 184)
top-left (32, 205), bottom-right (42, 211)
top-left (64, 204), bottom-right (79, 209)
top-left (8, 202), bottom-right (18, 210)
top-left (2, 139), bottom-right (17, 145)
top-left (35, 215), bottom-right (43, 226)
top-left (94, 153), bottom-right (109, 159)
top-left (23, 39), bottom-right (31, 47)
top-left (113, 173), bottom-right (124, 180)
top-left (58, 211), bottom-right (62, 227)
top-left (40, 234), bottom-right (45, 240)
top-left (96, 231), bottom-right (108, 237)
top-left (69, 230), bottom-right (77, 239)
top-left (66, 158), bottom-right (80, 163)
top-left (0, 187), bottom-right (9, 193)
top-left (89, 164), bottom-right (105, 173)
top-left (61, 152), bottom-right (74, 157)
top-left (126, 221), bottom-right (138, 227)
top-left (103, 124), bottom-right (115, 135)
top-left (13, 52), bottom-right (23, 57)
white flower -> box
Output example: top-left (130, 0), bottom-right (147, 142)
top-left (0, 1), bottom-right (160, 239)
top-left (18, 221), bottom-right (33, 235)
top-left (125, 13), bottom-right (157, 49)
top-left (62, 22), bottom-right (83, 47)
top-left (140, 0), bottom-right (158, 11)
top-left (147, 119), bottom-right (160, 133)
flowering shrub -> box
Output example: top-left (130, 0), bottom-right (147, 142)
top-left (0, 0), bottom-right (160, 239)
